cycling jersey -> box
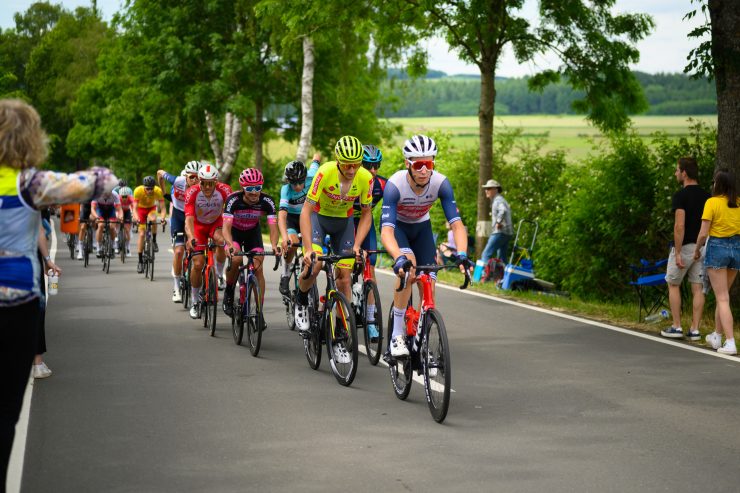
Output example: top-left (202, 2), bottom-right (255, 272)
top-left (380, 170), bottom-right (460, 227)
top-left (133, 185), bottom-right (164, 209)
top-left (117, 193), bottom-right (133, 211)
top-left (279, 160), bottom-right (320, 214)
top-left (306, 162), bottom-right (373, 218)
top-left (92, 191), bottom-right (121, 209)
top-left (184, 182), bottom-right (232, 225)
top-left (223, 192), bottom-right (277, 231)
top-left (162, 172), bottom-right (187, 212)
top-left (352, 174), bottom-right (387, 217)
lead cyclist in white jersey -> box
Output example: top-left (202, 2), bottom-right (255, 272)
top-left (380, 134), bottom-right (473, 357)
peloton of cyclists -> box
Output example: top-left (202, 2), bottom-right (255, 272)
top-left (380, 134), bottom-right (473, 357)
top-left (184, 162), bottom-right (232, 319)
top-left (222, 168), bottom-right (282, 317)
top-left (132, 175), bottom-right (166, 273)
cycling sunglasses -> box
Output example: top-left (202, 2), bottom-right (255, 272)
top-left (407, 159), bottom-right (434, 171)
top-left (200, 180), bottom-right (216, 188)
top-left (338, 161), bottom-right (362, 170)
top-left (362, 162), bottom-right (380, 170)
top-left (243, 185), bottom-right (262, 193)
top-left (144, 187), bottom-right (154, 192)
top-left (186, 174), bottom-right (199, 180)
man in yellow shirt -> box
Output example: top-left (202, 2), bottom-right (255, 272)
top-left (294, 136), bottom-right (373, 340)
top-left (133, 175), bottom-right (166, 273)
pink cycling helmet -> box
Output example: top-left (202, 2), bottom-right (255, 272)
top-left (239, 168), bottom-right (264, 187)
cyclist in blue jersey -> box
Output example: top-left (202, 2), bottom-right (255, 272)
top-left (277, 153), bottom-right (320, 295)
top-left (380, 135), bottom-right (473, 357)
top-left (352, 144), bottom-right (387, 341)
top-left (158, 161), bottom-right (200, 302)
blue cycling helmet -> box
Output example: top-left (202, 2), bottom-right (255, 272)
top-left (362, 144), bottom-right (382, 166)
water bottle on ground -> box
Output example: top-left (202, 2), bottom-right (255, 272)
top-left (47, 270), bottom-right (59, 296)
top-left (644, 309), bottom-right (668, 323)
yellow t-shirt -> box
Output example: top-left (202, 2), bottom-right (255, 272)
top-left (702, 196), bottom-right (740, 237)
top-left (133, 185), bottom-right (164, 209)
top-left (306, 162), bottom-right (373, 218)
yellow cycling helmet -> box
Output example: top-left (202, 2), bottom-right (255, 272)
top-left (334, 135), bottom-right (363, 162)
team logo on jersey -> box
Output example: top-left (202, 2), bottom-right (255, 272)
top-left (311, 173), bottom-right (323, 195)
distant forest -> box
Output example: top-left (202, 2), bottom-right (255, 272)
top-left (380, 70), bottom-right (717, 117)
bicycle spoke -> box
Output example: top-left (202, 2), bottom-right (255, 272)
top-left (423, 309), bottom-right (451, 423)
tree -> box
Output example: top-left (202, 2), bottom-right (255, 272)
top-left (404, 0), bottom-right (653, 254)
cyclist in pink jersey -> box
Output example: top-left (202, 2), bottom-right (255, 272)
top-left (116, 186), bottom-right (134, 256)
top-left (184, 163), bottom-right (232, 319)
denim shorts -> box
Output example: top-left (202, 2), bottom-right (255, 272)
top-left (704, 235), bottom-right (740, 270)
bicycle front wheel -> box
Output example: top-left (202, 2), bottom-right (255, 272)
top-left (285, 268), bottom-right (297, 331)
top-left (362, 280), bottom-right (383, 365)
top-left (232, 279), bottom-right (244, 345)
top-left (181, 258), bottom-right (191, 310)
top-left (67, 234), bottom-right (75, 259)
top-left (304, 284), bottom-right (321, 370)
top-left (422, 308), bottom-right (451, 423)
top-left (208, 268), bottom-right (218, 336)
top-left (325, 291), bottom-right (358, 387)
top-left (147, 236), bottom-right (155, 281)
top-left (386, 306), bottom-right (412, 400)
top-left (245, 278), bottom-right (262, 356)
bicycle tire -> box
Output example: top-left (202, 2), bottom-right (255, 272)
top-left (284, 266), bottom-right (297, 331)
top-left (147, 234), bottom-right (155, 281)
top-left (119, 227), bottom-right (126, 264)
top-left (208, 268), bottom-right (217, 336)
top-left (422, 308), bottom-right (451, 423)
top-left (245, 277), bottom-right (262, 356)
top-left (232, 277), bottom-right (244, 345)
top-left (304, 284), bottom-right (321, 370)
top-left (101, 232), bottom-right (107, 272)
top-left (387, 306), bottom-right (412, 400)
top-left (362, 280), bottom-right (383, 366)
top-left (325, 291), bottom-right (358, 387)
top-left (182, 260), bottom-right (191, 310)
top-left (84, 228), bottom-right (92, 267)
top-left (67, 234), bottom-right (75, 259)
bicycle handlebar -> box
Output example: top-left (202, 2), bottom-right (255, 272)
top-left (395, 263), bottom-right (472, 291)
top-left (228, 250), bottom-right (281, 272)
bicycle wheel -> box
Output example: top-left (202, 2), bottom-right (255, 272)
top-left (182, 259), bottom-right (191, 310)
top-left (67, 234), bottom-right (75, 259)
top-left (362, 280), bottom-right (383, 365)
top-left (245, 277), bottom-right (262, 356)
top-left (387, 306), bottom-right (412, 400)
top-left (119, 227), bottom-right (126, 263)
top-left (104, 240), bottom-right (111, 274)
top-left (83, 229), bottom-right (92, 267)
top-left (304, 284), bottom-right (321, 370)
top-left (325, 291), bottom-right (358, 387)
top-left (422, 308), bottom-right (451, 423)
top-left (147, 234), bottom-right (155, 281)
top-left (208, 268), bottom-right (218, 336)
top-left (232, 278), bottom-right (244, 345)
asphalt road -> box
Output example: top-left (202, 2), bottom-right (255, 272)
top-left (19, 224), bottom-right (740, 492)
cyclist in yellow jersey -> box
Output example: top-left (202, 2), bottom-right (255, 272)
top-left (294, 136), bottom-right (374, 337)
top-left (132, 175), bottom-right (166, 273)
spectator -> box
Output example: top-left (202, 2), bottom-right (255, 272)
top-left (480, 179), bottom-right (513, 265)
top-left (660, 157), bottom-right (710, 340)
top-left (33, 211), bottom-right (60, 379)
top-left (694, 168), bottom-right (740, 355)
top-left (0, 98), bottom-right (117, 486)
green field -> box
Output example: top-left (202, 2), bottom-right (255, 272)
top-left (265, 115), bottom-right (717, 163)
top-left (390, 115), bottom-right (717, 160)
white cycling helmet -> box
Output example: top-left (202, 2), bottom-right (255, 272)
top-left (402, 134), bottom-right (438, 159)
top-left (184, 160), bottom-right (200, 175)
top-left (198, 162), bottom-right (219, 180)
top-left (180, 170), bottom-right (187, 176)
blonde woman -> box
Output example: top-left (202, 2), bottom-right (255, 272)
top-left (693, 169), bottom-right (740, 355)
top-left (0, 99), bottom-right (117, 483)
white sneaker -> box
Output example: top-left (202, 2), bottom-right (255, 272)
top-left (189, 302), bottom-right (200, 319)
top-left (706, 331), bottom-right (722, 350)
top-left (32, 362), bottom-right (52, 379)
top-left (76, 249), bottom-right (83, 260)
top-left (172, 290), bottom-right (182, 303)
top-left (391, 335), bottom-right (409, 357)
top-left (126, 249), bottom-right (132, 257)
top-left (717, 340), bottom-right (737, 355)
top-left (333, 343), bottom-right (351, 364)
top-left (295, 303), bottom-right (310, 333)
top-left (114, 246), bottom-right (120, 255)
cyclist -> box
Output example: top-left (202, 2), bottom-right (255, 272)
top-left (133, 176), bottom-right (166, 273)
top-left (90, 190), bottom-right (123, 256)
top-left (380, 134), bottom-right (473, 357)
top-left (157, 161), bottom-right (199, 303)
top-left (352, 144), bottom-right (387, 341)
top-left (277, 154), bottom-right (320, 295)
top-left (184, 162), bottom-right (233, 319)
top-left (294, 136), bottom-right (374, 348)
top-left (76, 199), bottom-right (93, 260)
top-left (222, 168), bottom-right (281, 317)
top-left (116, 186), bottom-right (134, 257)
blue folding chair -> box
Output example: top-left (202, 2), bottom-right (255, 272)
top-left (629, 258), bottom-right (668, 322)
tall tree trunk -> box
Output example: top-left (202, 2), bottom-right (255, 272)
top-left (219, 114), bottom-right (241, 182)
top-left (708, 0), bottom-right (740, 302)
top-left (296, 36), bottom-right (315, 162)
top-left (253, 99), bottom-right (264, 170)
top-left (204, 110), bottom-right (223, 168)
top-left (475, 63), bottom-right (496, 256)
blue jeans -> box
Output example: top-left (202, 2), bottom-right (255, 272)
top-left (481, 233), bottom-right (512, 264)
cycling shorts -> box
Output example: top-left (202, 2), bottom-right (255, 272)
top-left (231, 227), bottom-right (264, 254)
top-left (353, 216), bottom-right (377, 266)
top-left (310, 213), bottom-right (355, 269)
top-left (286, 213), bottom-right (300, 235)
top-left (394, 220), bottom-right (437, 276)
top-left (123, 210), bottom-right (132, 223)
top-left (96, 204), bottom-right (117, 220)
top-left (80, 202), bottom-right (92, 222)
top-left (136, 206), bottom-right (157, 231)
top-left (192, 217), bottom-right (223, 251)
top-left (170, 208), bottom-right (186, 246)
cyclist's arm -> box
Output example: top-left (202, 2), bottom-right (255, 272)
top-left (268, 221), bottom-right (280, 252)
top-left (277, 210), bottom-right (289, 242)
top-left (158, 199), bottom-right (166, 221)
top-left (379, 182), bottom-right (401, 260)
top-left (185, 216), bottom-right (195, 245)
top-left (221, 218), bottom-right (234, 250)
top-left (299, 199), bottom-right (315, 254)
top-left (438, 178), bottom-right (467, 257)
top-left (90, 202), bottom-right (100, 221)
top-left (115, 203), bottom-right (123, 221)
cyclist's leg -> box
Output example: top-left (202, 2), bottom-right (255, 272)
top-left (297, 212), bottom-right (325, 295)
top-left (170, 209), bottom-right (186, 292)
top-left (331, 217), bottom-right (356, 300)
top-left (408, 220), bottom-right (437, 299)
top-left (189, 222), bottom-right (209, 302)
top-left (78, 203), bottom-right (91, 255)
top-left (95, 217), bottom-right (103, 246)
top-left (211, 222), bottom-right (226, 283)
top-left (238, 229), bottom-right (265, 301)
top-left (391, 222), bottom-right (418, 341)
top-left (136, 207), bottom-right (151, 263)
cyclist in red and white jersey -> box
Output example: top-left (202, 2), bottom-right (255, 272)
top-left (184, 162), bottom-right (232, 319)
top-left (116, 186), bottom-right (134, 256)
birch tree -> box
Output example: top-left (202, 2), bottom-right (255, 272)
top-left (204, 110), bottom-right (242, 180)
top-left (296, 36), bottom-right (315, 162)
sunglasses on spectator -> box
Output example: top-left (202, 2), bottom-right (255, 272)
top-left (362, 162), bottom-right (380, 170)
top-left (243, 185), bottom-right (262, 193)
top-left (407, 159), bottom-right (434, 171)
top-left (338, 161), bottom-right (362, 170)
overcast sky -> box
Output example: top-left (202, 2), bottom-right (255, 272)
top-left (2, 0), bottom-right (706, 77)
